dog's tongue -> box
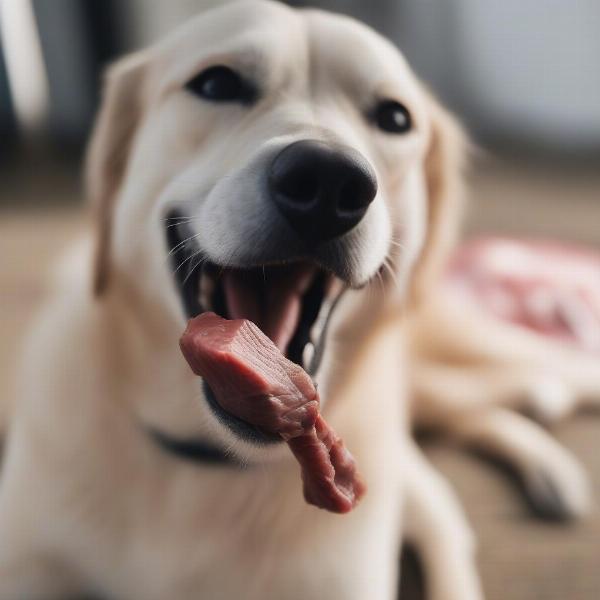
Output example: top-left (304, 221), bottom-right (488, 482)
top-left (222, 265), bottom-right (314, 352)
top-left (179, 312), bottom-right (365, 514)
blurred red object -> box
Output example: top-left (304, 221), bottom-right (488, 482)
top-left (446, 237), bottom-right (600, 353)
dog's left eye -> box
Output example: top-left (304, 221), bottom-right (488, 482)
top-left (185, 65), bottom-right (255, 104)
top-left (373, 100), bottom-right (412, 134)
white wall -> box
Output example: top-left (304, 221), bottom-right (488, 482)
top-left (397, 0), bottom-right (600, 150)
top-left (119, 0), bottom-right (233, 49)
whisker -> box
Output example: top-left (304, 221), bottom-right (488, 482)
top-left (183, 253), bottom-right (207, 286)
top-left (163, 216), bottom-right (195, 222)
top-left (388, 239), bottom-right (405, 249)
top-left (166, 231), bottom-right (202, 259)
top-left (378, 270), bottom-right (387, 300)
top-left (382, 258), bottom-right (400, 290)
top-left (173, 247), bottom-right (203, 276)
top-left (165, 221), bottom-right (194, 229)
top-left (163, 214), bottom-right (203, 230)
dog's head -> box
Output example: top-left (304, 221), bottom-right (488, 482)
top-left (87, 0), bottom-right (465, 449)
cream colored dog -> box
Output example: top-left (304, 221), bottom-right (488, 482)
top-left (3, 1), bottom-right (595, 599)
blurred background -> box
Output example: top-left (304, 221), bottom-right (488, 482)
top-left (1, 1), bottom-right (599, 599)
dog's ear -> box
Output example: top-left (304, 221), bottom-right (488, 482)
top-left (86, 53), bottom-right (147, 296)
top-left (409, 94), bottom-right (468, 305)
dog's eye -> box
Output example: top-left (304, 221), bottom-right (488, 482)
top-left (373, 100), bottom-right (412, 134)
top-left (185, 65), bottom-right (255, 104)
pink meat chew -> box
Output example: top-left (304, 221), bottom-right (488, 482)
top-left (446, 237), bottom-right (600, 353)
top-left (180, 312), bottom-right (365, 513)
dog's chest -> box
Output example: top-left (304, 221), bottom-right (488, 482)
top-left (118, 458), bottom-right (403, 600)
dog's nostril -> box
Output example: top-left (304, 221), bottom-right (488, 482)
top-left (278, 168), bottom-right (319, 205)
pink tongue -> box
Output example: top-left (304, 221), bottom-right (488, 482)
top-left (222, 266), bottom-right (314, 352)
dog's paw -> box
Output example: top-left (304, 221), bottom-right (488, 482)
top-left (523, 374), bottom-right (576, 424)
top-left (519, 443), bottom-right (592, 521)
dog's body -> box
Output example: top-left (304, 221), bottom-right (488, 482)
top-left (1, 2), bottom-right (596, 599)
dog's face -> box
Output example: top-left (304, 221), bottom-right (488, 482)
top-left (88, 1), bottom-right (464, 448)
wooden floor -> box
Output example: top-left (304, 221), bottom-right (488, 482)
top-left (1, 156), bottom-right (599, 599)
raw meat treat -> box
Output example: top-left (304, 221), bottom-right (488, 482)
top-left (447, 237), bottom-right (600, 353)
top-left (180, 312), bottom-right (365, 513)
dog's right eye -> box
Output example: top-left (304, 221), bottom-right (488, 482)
top-left (372, 100), bottom-right (412, 134)
top-left (185, 66), bottom-right (255, 104)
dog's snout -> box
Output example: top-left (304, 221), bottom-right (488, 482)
top-left (268, 140), bottom-right (377, 242)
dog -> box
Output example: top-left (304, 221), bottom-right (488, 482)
top-left (0, 1), bottom-right (521, 598)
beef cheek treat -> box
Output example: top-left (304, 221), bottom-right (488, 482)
top-left (447, 237), bottom-right (600, 353)
top-left (180, 312), bottom-right (366, 514)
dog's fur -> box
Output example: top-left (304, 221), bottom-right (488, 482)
top-left (1, 2), bottom-right (596, 599)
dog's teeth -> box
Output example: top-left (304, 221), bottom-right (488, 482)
top-left (303, 342), bottom-right (315, 368)
top-left (199, 274), bottom-right (215, 310)
top-left (310, 297), bottom-right (332, 346)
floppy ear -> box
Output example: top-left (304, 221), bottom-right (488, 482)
top-left (86, 53), bottom-right (147, 296)
top-left (409, 94), bottom-right (468, 305)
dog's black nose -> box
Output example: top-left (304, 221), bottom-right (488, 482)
top-left (268, 140), bottom-right (378, 242)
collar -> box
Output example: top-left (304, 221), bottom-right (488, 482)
top-left (147, 427), bottom-right (242, 467)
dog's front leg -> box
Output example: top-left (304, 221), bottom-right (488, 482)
top-left (415, 397), bottom-right (591, 521)
top-left (403, 442), bottom-right (484, 600)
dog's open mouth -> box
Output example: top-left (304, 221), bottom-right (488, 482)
top-left (166, 212), bottom-right (345, 376)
